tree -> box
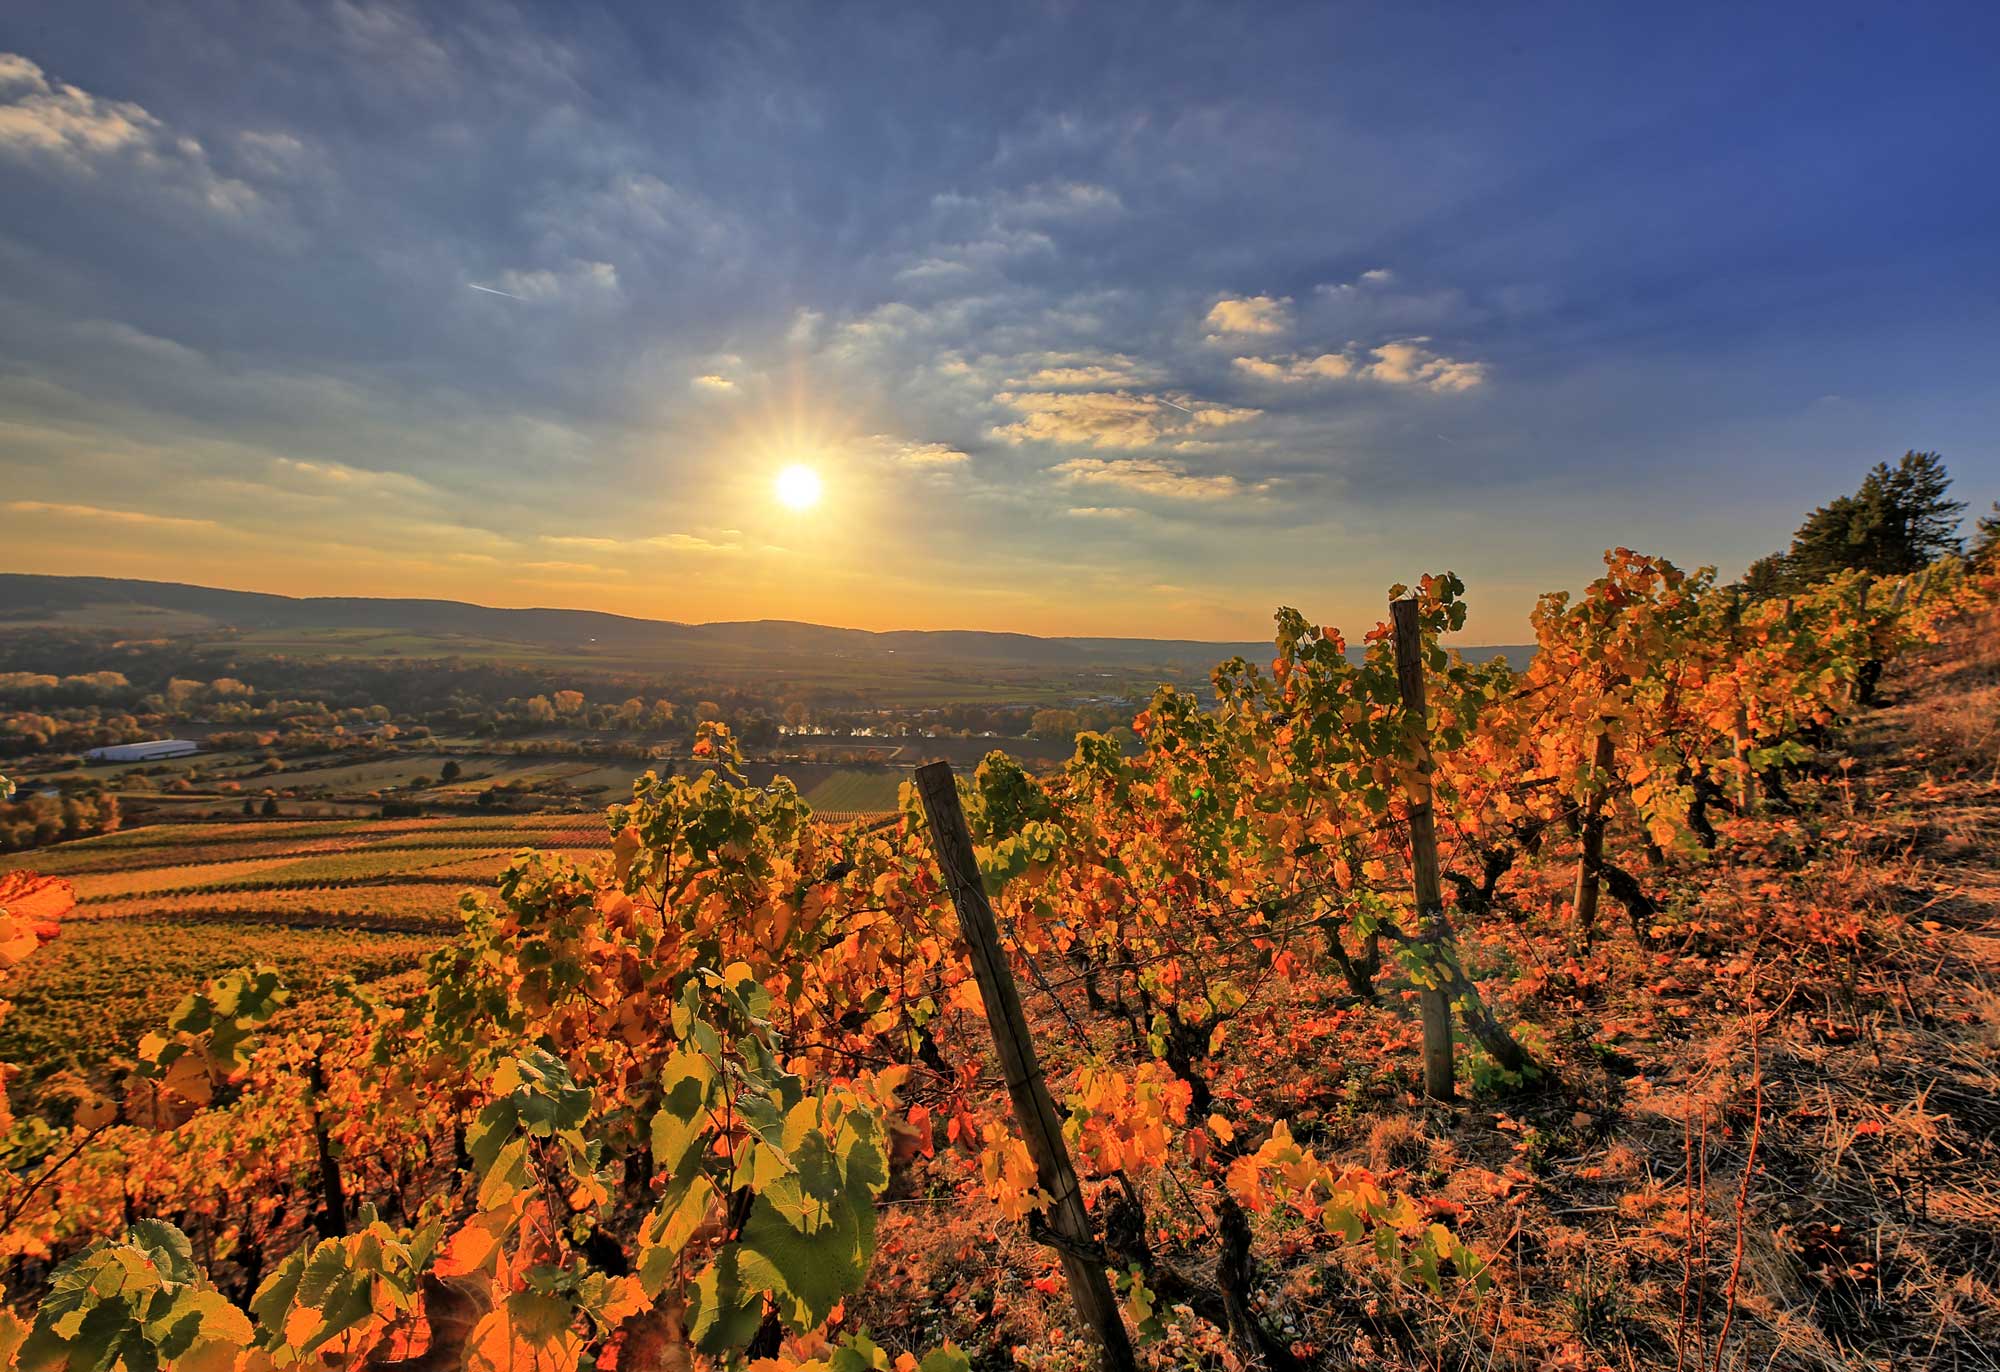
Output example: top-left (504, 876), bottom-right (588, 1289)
top-left (164, 678), bottom-right (205, 713)
top-left (1786, 451), bottom-right (1964, 584)
top-left (1974, 501), bottom-right (2000, 564)
top-left (1736, 551), bottom-right (1792, 600)
top-left (1029, 708), bottom-right (1082, 740)
top-left (439, 759), bottom-right (463, 783)
top-left (1881, 451), bottom-right (1968, 565)
top-left (260, 796), bottom-right (279, 818)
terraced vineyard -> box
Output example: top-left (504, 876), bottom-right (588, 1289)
top-left (0, 813), bottom-right (614, 1088)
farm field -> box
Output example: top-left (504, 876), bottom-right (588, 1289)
top-left (799, 767), bottom-right (905, 812)
top-left (0, 812), bottom-right (618, 1097)
top-left (0, 773), bottom-right (912, 1117)
top-left (0, 917), bottom-right (435, 1096)
top-left (0, 787), bottom-right (907, 1112)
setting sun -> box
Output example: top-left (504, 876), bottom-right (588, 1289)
top-left (774, 463), bottom-right (823, 511)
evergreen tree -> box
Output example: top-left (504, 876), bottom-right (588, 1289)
top-left (1974, 500), bottom-right (2000, 564)
top-left (1877, 450), bottom-right (1966, 566)
top-left (1780, 451), bottom-right (1964, 585)
top-left (1736, 551), bottom-right (1793, 600)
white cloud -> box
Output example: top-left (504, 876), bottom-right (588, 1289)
top-left (932, 180), bottom-right (1125, 224)
top-left (831, 301), bottom-right (929, 348)
top-left (0, 53), bottom-right (264, 218)
top-left (1233, 339), bottom-right (1487, 392)
top-left (1065, 505), bottom-right (1136, 518)
top-left (1000, 180), bottom-right (1124, 221)
top-left (647, 532), bottom-right (742, 555)
top-left (536, 536), bottom-right (748, 560)
top-left (69, 320), bottom-right (207, 368)
top-left (1013, 351), bottom-right (1164, 388)
top-left (848, 435), bottom-right (973, 473)
top-left (992, 390), bottom-right (1261, 449)
top-left (495, 259), bottom-right (620, 301)
top-left (691, 373), bottom-right (737, 392)
top-left (235, 130), bottom-right (312, 179)
top-left (270, 457), bottom-right (436, 498)
top-left (4, 498), bottom-right (218, 531)
top-left (890, 440), bottom-right (970, 467)
top-left (527, 172), bottom-right (736, 272)
top-left (539, 531), bottom-right (742, 556)
top-left (1362, 339), bottom-right (1487, 391)
top-left (519, 559), bottom-right (628, 577)
top-left (1232, 353), bottom-right (1353, 383)
top-left (0, 53), bottom-right (154, 162)
top-left (1052, 457), bottom-right (1267, 501)
top-left (894, 228), bottom-right (1055, 284)
top-left (1203, 294), bottom-right (1292, 337)
top-left (786, 309), bottom-right (824, 347)
top-left (1317, 267), bottom-right (1397, 296)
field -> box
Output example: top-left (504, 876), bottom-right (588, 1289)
top-left (0, 919), bottom-right (435, 1094)
top-left (799, 767), bottom-right (906, 812)
top-left (0, 813), bottom-right (612, 1090)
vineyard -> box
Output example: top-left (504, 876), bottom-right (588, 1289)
top-left (0, 550), bottom-right (1996, 1372)
top-left (0, 816), bottom-right (613, 1089)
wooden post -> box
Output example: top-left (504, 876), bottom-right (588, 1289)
top-left (914, 762), bottom-right (1137, 1372)
top-left (1571, 727), bottom-right (1616, 939)
top-left (1727, 592), bottom-right (1756, 814)
top-left (1733, 710), bottom-right (1757, 815)
top-left (1389, 597), bottom-right (1456, 1102)
top-left (306, 1053), bottom-right (348, 1239)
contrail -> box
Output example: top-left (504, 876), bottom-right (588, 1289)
top-left (466, 282), bottom-right (528, 300)
top-left (1156, 396), bottom-right (1195, 414)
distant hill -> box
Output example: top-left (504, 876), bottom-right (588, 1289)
top-left (0, 573), bottom-right (1537, 678)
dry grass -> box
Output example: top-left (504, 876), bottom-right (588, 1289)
top-left (1898, 607), bottom-right (2000, 781)
top-left (1424, 604), bottom-right (2000, 1372)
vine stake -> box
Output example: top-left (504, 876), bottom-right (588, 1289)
top-left (915, 761), bottom-right (1138, 1372)
top-left (1391, 596), bottom-right (1457, 1101)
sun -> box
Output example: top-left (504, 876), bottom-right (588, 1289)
top-left (774, 463), bottom-right (823, 511)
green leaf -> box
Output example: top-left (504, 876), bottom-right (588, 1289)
top-left (636, 1173), bottom-right (716, 1297)
top-left (126, 1221), bottom-right (198, 1287)
top-left (477, 1136), bottom-right (532, 1211)
top-left (685, 1249), bottom-right (766, 1354)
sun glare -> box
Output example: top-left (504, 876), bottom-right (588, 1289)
top-left (775, 463), bottom-right (823, 511)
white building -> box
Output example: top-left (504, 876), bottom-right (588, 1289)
top-left (84, 739), bottom-right (201, 763)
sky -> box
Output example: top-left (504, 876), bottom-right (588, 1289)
top-left (1, 2), bottom-right (1996, 641)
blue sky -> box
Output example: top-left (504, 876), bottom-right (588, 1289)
top-left (1, 1), bottom-right (1995, 638)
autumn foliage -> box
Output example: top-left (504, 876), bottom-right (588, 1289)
top-left (0, 549), bottom-right (1990, 1371)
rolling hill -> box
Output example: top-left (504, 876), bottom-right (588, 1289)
top-left (0, 573), bottom-right (1536, 677)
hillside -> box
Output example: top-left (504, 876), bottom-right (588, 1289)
top-left (0, 557), bottom-right (1994, 1370)
top-left (0, 574), bottom-right (1537, 677)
